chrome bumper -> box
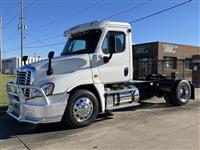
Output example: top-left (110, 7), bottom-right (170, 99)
top-left (6, 82), bottom-right (68, 124)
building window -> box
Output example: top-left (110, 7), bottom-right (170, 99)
top-left (163, 56), bottom-right (177, 69)
top-left (185, 58), bottom-right (192, 69)
top-left (134, 45), bottom-right (151, 54)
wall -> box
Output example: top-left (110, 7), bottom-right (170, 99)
top-left (2, 57), bottom-right (17, 74)
top-left (158, 42), bottom-right (200, 81)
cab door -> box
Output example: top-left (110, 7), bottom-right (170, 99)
top-left (97, 29), bottom-right (131, 84)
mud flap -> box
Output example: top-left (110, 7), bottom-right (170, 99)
top-left (189, 82), bottom-right (195, 100)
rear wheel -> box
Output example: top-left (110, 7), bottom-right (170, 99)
top-left (63, 89), bottom-right (99, 128)
top-left (164, 80), bottom-right (191, 106)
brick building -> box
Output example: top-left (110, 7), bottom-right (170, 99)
top-left (132, 42), bottom-right (200, 85)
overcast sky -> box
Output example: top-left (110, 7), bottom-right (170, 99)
top-left (0, 0), bottom-right (199, 58)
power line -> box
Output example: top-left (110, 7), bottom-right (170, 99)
top-left (3, 13), bottom-right (19, 29)
top-left (129, 0), bottom-right (192, 24)
top-left (6, 48), bottom-right (21, 54)
top-left (6, 40), bottom-right (65, 54)
top-left (4, 32), bottom-right (18, 41)
top-left (5, 41), bottom-right (64, 54)
top-left (5, 0), bottom-right (102, 48)
top-left (18, 0), bottom-right (104, 50)
top-left (25, 0), bottom-right (149, 45)
top-left (5, 0), bottom-right (103, 47)
top-left (25, 33), bottom-right (63, 45)
top-left (5, 0), bottom-right (193, 55)
top-left (24, 0), bottom-right (38, 10)
top-left (5, 33), bottom-right (64, 54)
top-left (24, 0), bottom-right (148, 47)
top-left (3, 0), bottom-right (38, 43)
top-left (25, 33), bottom-right (63, 51)
top-left (23, 0), bottom-right (192, 51)
top-left (3, 0), bottom-right (38, 29)
top-left (102, 0), bottom-right (152, 20)
top-left (29, 0), bottom-right (104, 32)
top-left (21, 0), bottom-right (149, 50)
top-left (24, 42), bottom-right (65, 49)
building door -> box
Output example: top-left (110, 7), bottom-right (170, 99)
top-left (192, 55), bottom-right (200, 87)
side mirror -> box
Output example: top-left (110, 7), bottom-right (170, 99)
top-left (47, 51), bottom-right (54, 75)
top-left (22, 56), bottom-right (28, 65)
top-left (103, 36), bottom-right (115, 63)
top-left (103, 56), bottom-right (110, 63)
top-left (48, 51), bottom-right (54, 59)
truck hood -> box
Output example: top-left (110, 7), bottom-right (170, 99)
top-left (26, 54), bottom-right (90, 82)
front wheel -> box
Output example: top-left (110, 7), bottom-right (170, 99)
top-left (63, 89), bottom-right (99, 128)
top-left (164, 80), bottom-right (191, 106)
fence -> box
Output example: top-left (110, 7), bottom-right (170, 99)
top-left (133, 59), bottom-right (193, 82)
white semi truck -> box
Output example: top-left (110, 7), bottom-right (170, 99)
top-left (6, 21), bottom-right (195, 128)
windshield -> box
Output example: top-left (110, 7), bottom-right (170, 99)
top-left (61, 29), bottom-right (102, 55)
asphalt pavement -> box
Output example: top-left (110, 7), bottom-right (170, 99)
top-left (0, 89), bottom-right (199, 150)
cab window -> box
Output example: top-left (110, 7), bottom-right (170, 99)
top-left (102, 31), bottom-right (125, 54)
top-left (61, 29), bottom-right (102, 55)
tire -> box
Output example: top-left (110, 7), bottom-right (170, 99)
top-left (164, 80), bottom-right (191, 106)
top-left (63, 89), bottom-right (99, 128)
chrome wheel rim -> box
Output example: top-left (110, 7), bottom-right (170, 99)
top-left (73, 97), bottom-right (94, 122)
top-left (177, 83), bottom-right (190, 103)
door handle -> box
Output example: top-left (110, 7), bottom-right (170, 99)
top-left (124, 67), bottom-right (129, 77)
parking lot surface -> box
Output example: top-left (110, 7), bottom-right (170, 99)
top-left (0, 89), bottom-right (200, 150)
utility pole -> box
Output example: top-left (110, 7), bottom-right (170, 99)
top-left (0, 16), bottom-right (2, 73)
top-left (18, 0), bottom-right (26, 66)
top-left (0, 16), bottom-right (2, 107)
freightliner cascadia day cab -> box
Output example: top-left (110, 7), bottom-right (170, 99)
top-left (6, 21), bottom-right (195, 128)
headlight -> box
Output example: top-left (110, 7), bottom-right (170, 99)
top-left (31, 83), bottom-right (54, 98)
top-left (42, 83), bottom-right (54, 96)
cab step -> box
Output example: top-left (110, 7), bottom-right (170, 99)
top-left (104, 85), bottom-right (140, 111)
top-left (106, 102), bottom-right (140, 111)
top-left (105, 88), bottom-right (136, 95)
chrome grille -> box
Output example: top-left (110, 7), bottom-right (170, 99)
top-left (16, 70), bottom-right (31, 98)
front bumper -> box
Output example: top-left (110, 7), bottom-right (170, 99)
top-left (6, 82), bottom-right (69, 124)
